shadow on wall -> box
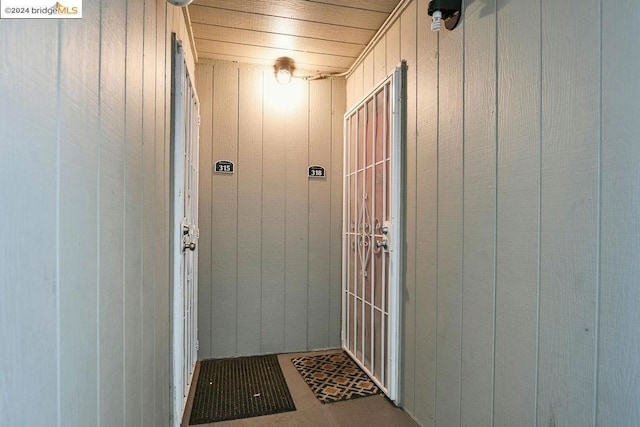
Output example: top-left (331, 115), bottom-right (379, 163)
top-left (463, 0), bottom-right (507, 19)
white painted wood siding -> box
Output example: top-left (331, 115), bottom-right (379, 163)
top-left (0, 2), bottom-right (196, 426)
top-left (196, 60), bottom-right (345, 358)
top-left (347, 0), bottom-right (640, 425)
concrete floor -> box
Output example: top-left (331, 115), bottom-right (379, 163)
top-left (181, 350), bottom-right (418, 427)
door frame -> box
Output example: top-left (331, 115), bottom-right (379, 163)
top-left (341, 62), bottom-right (406, 404)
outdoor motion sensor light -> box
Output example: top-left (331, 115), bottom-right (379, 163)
top-left (427, 0), bottom-right (462, 31)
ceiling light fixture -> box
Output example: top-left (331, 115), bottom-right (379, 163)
top-left (427, 0), bottom-right (462, 32)
top-left (274, 57), bottom-right (296, 85)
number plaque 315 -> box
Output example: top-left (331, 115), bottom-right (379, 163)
top-left (215, 160), bottom-right (234, 174)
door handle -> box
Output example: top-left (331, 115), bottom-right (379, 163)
top-left (376, 239), bottom-right (388, 249)
top-left (183, 241), bottom-right (196, 252)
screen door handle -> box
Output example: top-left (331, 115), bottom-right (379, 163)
top-left (376, 238), bottom-right (388, 249)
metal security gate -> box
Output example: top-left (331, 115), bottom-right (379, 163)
top-left (170, 35), bottom-right (200, 426)
top-left (342, 63), bottom-right (405, 403)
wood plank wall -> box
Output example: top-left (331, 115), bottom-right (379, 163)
top-left (0, 2), bottom-right (195, 425)
top-left (347, 0), bottom-right (640, 425)
top-left (196, 60), bottom-right (345, 358)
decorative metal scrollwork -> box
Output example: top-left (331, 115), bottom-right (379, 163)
top-left (356, 192), bottom-right (372, 277)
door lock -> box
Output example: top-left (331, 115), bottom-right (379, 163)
top-left (183, 241), bottom-right (196, 252)
top-left (381, 221), bottom-right (391, 235)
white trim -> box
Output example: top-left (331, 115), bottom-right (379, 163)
top-left (341, 111), bottom-right (348, 349)
top-left (387, 62), bottom-right (406, 403)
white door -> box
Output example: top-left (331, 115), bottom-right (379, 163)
top-left (342, 63), bottom-right (405, 403)
top-left (170, 35), bottom-right (200, 426)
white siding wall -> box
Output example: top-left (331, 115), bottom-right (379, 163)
top-left (196, 60), bottom-right (346, 359)
top-left (347, 0), bottom-right (640, 425)
top-left (0, 2), bottom-right (195, 426)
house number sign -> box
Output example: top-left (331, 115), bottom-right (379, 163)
top-left (215, 160), bottom-right (234, 174)
top-left (308, 165), bottom-right (326, 178)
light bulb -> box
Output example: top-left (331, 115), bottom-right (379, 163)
top-left (431, 10), bottom-right (442, 32)
top-left (276, 69), bottom-right (292, 85)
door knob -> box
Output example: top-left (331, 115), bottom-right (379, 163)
top-left (183, 242), bottom-right (196, 252)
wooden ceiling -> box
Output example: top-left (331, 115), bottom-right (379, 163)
top-left (188, 0), bottom-right (403, 75)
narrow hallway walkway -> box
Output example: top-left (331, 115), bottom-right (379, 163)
top-left (181, 350), bottom-right (418, 427)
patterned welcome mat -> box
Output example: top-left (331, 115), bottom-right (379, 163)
top-left (189, 354), bottom-right (296, 425)
top-left (291, 351), bottom-right (381, 404)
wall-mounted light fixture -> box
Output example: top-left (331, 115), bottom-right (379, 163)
top-left (274, 57), bottom-right (296, 85)
top-left (166, 0), bottom-right (193, 6)
top-left (427, 0), bottom-right (462, 32)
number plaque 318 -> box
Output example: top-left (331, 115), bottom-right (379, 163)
top-left (308, 165), bottom-right (326, 178)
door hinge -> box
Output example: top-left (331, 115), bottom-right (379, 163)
top-left (196, 340), bottom-right (199, 351)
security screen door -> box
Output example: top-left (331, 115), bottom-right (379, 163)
top-left (170, 35), bottom-right (200, 425)
top-left (342, 63), bottom-right (405, 403)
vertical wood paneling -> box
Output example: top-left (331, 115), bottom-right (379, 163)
top-left (141, 0), bottom-right (158, 422)
top-left (399, 0), bottom-right (417, 414)
top-left (154, 2), bottom-right (170, 421)
top-left (0, 20), bottom-right (59, 427)
top-left (460, 1), bottom-right (497, 426)
top-left (538, 0), bottom-right (600, 425)
top-left (98, 1), bottom-right (127, 424)
top-left (345, 1), bottom-right (639, 426)
top-left (162, 10), bottom-right (173, 422)
top-left (330, 79), bottom-right (346, 348)
top-left (261, 71), bottom-right (287, 354)
top-left (435, 22), bottom-right (464, 426)
top-left (211, 62), bottom-right (239, 357)
top-left (308, 78), bottom-right (333, 349)
top-left (386, 20), bottom-right (401, 75)
top-left (195, 63), bottom-right (213, 359)
top-left (346, 76), bottom-right (356, 112)
top-left (363, 53), bottom-right (375, 95)
top-left (197, 62), bottom-right (345, 358)
top-left (374, 39), bottom-right (387, 83)
top-left (58, 3), bottom-right (101, 423)
top-left (124, 1), bottom-right (144, 425)
top-left (353, 63), bottom-right (365, 103)
top-left (165, 10), bottom-right (177, 423)
top-left (598, 1), bottom-right (640, 424)
top-left (172, 7), bottom-right (196, 76)
top-left (0, 2), bottom-right (194, 426)
top-left (284, 78), bottom-right (310, 351)
top-left (236, 66), bottom-right (264, 356)
top-left (494, 0), bottom-right (541, 425)
top-left (413, 0), bottom-right (438, 424)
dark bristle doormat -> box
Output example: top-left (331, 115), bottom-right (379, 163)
top-left (189, 354), bottom-right (296, 425)
top-left (292, 351), bottom-right (381, 404)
